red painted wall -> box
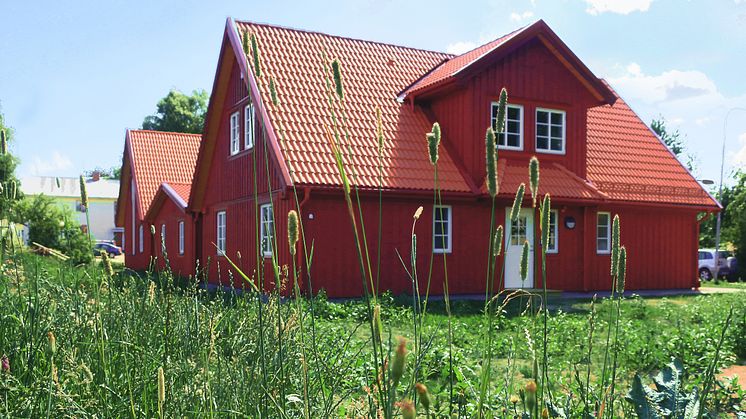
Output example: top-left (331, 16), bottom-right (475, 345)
top-left (428, 38), bottom-right (599, 186)
top-left (197, 56), bottom-right (291, 288)
top-left (151, 198), bottom-right (195, 278)
top-left (122, 167), bottom-right (153, 271)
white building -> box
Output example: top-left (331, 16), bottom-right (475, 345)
top-left (20, 174), bottom-right (122, 243)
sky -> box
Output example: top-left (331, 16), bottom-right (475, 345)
top-left (1, 0), bottom-right (745, 188)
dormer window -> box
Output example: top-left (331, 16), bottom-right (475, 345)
top-left (491, 103), bottom-right (523, 150)
top-left (536, 108), bottom-right (565, 154)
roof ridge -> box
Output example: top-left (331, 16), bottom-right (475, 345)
top-left (129, 128), bottom-right (202, 137)
top-left (234, 19), bottom-right (454, 58)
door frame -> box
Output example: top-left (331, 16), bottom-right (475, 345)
top-left (504, 207), bottom-right (535, 289)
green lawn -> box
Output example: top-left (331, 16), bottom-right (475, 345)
top-left (0, 253), bottom-right (744, 417)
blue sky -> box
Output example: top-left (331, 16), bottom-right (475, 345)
top-left (1, 0), bottom-right (745, 187)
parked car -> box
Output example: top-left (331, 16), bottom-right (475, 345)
top-left (93, 242), bottom-right (122, 256)
top-left (697, 249), bottom-right (737, 281)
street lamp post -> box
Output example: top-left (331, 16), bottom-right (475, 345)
top-left (713, 107), bottom-right (746, 280)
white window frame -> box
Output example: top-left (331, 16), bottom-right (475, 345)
top-left (178, 221), bottom-right (185, 255)
top-left (433, 205), bottom-right (452, 254)
top-left (229, 112), bottom-right (240, 155)
top-left (535, 108), bottom-right (566, 155)
top-left (244, 103), bottom-right (255, 149)
top-left (546, 210), bottom-right (559, 254)
top-left (216, 211), bottom-right (226, 256)
top-left (138, 224), bottom-right (144, 253)
top-left (161, 224), bottom-right (166, 253)
top-left (491, 102), bottom-right (523, 150)
top-left (260, 204), bottom-right (274, 258)
top-left (596, 212), bottom-right (611, 254)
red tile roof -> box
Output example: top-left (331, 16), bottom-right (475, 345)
top-left (231, 20), bottom-right (715, 208)
top-left (488, 160), bottom-right (607, 201)
top-left (402, 28), bottom-right (524, 96)
top-left (235, 21), bottom-right (470, 192)
top-left (587, 85), bottom-right (718, 208)
top-left (165, 182), bottom-right (192, 204)
top-left (127, 130), bottom-right (201, 218)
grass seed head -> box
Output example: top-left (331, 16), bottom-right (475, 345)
top-left (150, 225), bottom-right (156, 236)
top-left (494, 88), bottom-right (508, 133)
top-left (427, 122), bottom-right (441, 165)
top-left (525, 380), bottom-right (537, 411)
top-left (101, 251), bottom-right (114, 277)
top-left (269, 76), bottom-right (279, 106)
top-left (250, 33), bottom-right (262, 78)
top-left (415, 383), bottom-right (431, 410)
top-left (611, 214), bottom-right (620, 277)
top-left (331, 59), bottom-right (344, 100)
top-left (529, 156), bottom-right (540, 207)
top-left (396, 399), bottom-right (416, 419)
top-left (242, 30), bottom-right (249, 57)
top-left (413, 206), bottom-right (423, 220)
top-left (617, 246), bottom-right (627, 294)
top-left (157, 366), bottom-right (166, 404)
top-left (486, 127), bottom-right (498, 197)
top-left (79, 175), bottom-right (89, 209)
top-left (47, 331), bottom-right (57, 355)
top-left (493, 225), bottom-right (504, 257)
top-left (540, 194), bottom-right (551, 253)
top-left (392, 336), bottom-right (408, 385)
top-left (520, 240), bottom-right (530, 281)
top-left (287, 210), bottom-right (299, 256)
top-left (0, 129), bottom-right (6, 155)
top-left (510, 183), bottom-right (526, 222)
top-left (373, 304), bottom-right (383, 346)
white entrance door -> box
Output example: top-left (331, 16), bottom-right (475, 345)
top-left (504, 208), bottom-right (534, 289)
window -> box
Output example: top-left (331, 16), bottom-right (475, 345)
top-left (260, 204), bottom-right (274, 257)
top-left (138, 225), bottom-right (144, 253)
top-left (216, 211), bottom-right (226, 255)
top-left (510, 214), bottom-right (528, 246)
top-left (178, 221), bottom-right (185, 255)
top-left (433, 205), bottom-right (452, 253)
top-left (545, 210), bottom-right (558, 253)
top-left (161, 224), bottom-right (166, 253)
top-left (230, 112), bottom-right (240, 155)
top-left (596, 212), bottom-right (611, 254)
top-left (244, 103), bottom-right (255, 149)
top-left (536, 108), bottom-right (566, 153)
top-left (492, 103), bottom-right (523, 150)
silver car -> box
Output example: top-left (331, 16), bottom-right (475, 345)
top-left (698, 249), bottom-right (737, 281)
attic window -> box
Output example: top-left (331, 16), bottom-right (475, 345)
top-left (536, 108), bottom-right (565, 154)
top-left (491, 103), bottom-right (523, 150)
top-left (230, 112), bottom-right (240, 155)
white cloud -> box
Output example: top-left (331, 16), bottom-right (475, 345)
top-left (607, 62), bottom-right (719, 104)
top-left (510, 11), bottom-right (535, 22)
top-left (733, 132), bottom-right (746, 167)
top-left (30, 151), bottom-right (73, 175)
top-left (585, 0), bottom-right (653, 15)
top-left (445, 41), bottom-right (478, 55)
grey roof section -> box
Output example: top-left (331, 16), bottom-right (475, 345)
top-left (20, 176), bottom-right (120, 199)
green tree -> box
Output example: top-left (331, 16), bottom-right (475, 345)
top-left (0, 106), bottom-right (23, 218)
top-left (84, 165), bottom-right (121, 180)
top-left (651, 117), bottom-right (697, 172)
top-left (142, 89), bottom-right (208, 134)
top-left (14, 195), bottom-right (92, 264)
top-left (723, 171), bottom-right (746, 278)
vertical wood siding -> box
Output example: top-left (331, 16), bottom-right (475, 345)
top-left (429, 39), bottom-right (598, 186)
top-left (151, 198), bottom-right (194, 278)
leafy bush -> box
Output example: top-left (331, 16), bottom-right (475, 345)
top-left (13, 194), bottom-right (92, 264)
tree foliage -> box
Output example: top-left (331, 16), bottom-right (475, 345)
top-left (141, 89), bottom-right (208, 134)
top-left (0, 107), bottom-right (23, 219)
top-left (651, 117), bottom-right (697, 172)
top-left (13, 195), bottom-right (92, 264)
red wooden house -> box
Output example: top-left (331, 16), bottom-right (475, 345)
top-left (118, 18), bottom-right (719, 297)
top-left (116, 129), bottom-right (202, 277)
